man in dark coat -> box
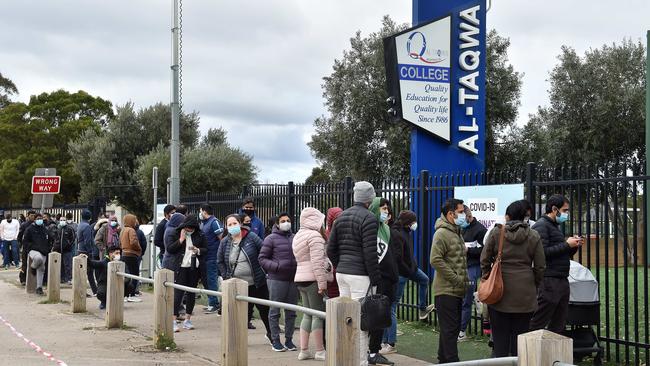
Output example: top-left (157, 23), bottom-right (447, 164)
top-left (154, 204), bottom-right (175, 263)
top-left (459, 205), bottom-right (487, 340)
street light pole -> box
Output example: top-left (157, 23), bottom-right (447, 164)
top-left (169, 0), bottom-right (181, 205)
top-left (151, 167), bottom-right (158, 278)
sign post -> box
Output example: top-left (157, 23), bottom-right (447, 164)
top-left (31, 168), bottom-right (59, 211)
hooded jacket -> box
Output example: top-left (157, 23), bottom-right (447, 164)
top-left (237, 209), bottom-right (265, 240)
top-left (52, 223), bottom-right (76, 253)
top-left (162, 213), bottom-right (186, 271)
top-left (430, 214), bottom-right (468, 298)
top-left (480, 222), bottom-right (546, 313)
top-left (463, 219), bottom-right (488, 267)
top-left (369, 198), bottom-right (399, 285)
top-left (94, 218), bottom-right (120, 257)
top-left (217, 228), bottom-right (266, 288)
top-left (392, 224), bottom-right (417, 277)
top-left (166, 215), bottom-right (207, 273)
top-left (532, 215), bottom-right (578, 278)
top-left (325, 207), bottom-right (343, 239)
top-left (293, 208), bottom-right (331, 290)
top-left (23, 223), bottom-right (51, 257)
top-left (119, 214), bottom-right (141, 257)
top-left (77, 219), bottom-right (97, 257)
top-left (327, 202), bottom-right (380, 285)
top-left (258, 224), bottom-right (296, 282)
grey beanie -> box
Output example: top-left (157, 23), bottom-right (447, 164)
top-left (353, 181), bottom-right (376, 204)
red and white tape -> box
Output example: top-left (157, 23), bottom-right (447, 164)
top-left (0, 314), bottom-right (68, 366)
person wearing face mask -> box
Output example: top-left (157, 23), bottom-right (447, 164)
top-left (458, 205), bottom-right (488, 341)
top-left (94, 215), bottom-right (120, 258)
top-left (218, 213), bottom-right (272, 340)
top-left (258, 212), bottom-right (298, 353)
top-left (381, 210), bottom-right (433, 355)
top-left (529, 194), bottom-right (582, 333)
top-left (18, 211), bottom-right (36, 285)
top-left (52, 216), bottom-right (76, 284)
top-left (239, 198), bottom-right (265, 239)
top-left (120, 214), bottom-right (142, 302)
top-left (22, 213), bottom-right (51, 295)
top-left (429, 198), bottom-right (469, 364)
top-left (82, 244), bottom-right (122, 310)
top-left (199, 204), bottom-right (224, 314)
top-left (1, 214), bottom-right (21, 269)
top-left (64, 213), bottom-right (78, 254)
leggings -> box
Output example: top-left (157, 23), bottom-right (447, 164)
top-left (248, 284), bottom-right (272, 335)
top-left (174, 267), bottom-right (200, 316)
top-left (297, 282), bottom-right (325, 332)
top-left (122, 255), bottom-right (139, 297)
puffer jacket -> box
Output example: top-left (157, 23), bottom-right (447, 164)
top-left (430, 214), bottom-right (468, 298)
top-left (258, 225), bottom-right (296, 282)
top-left (481, 222), bottom-right (546, 313)
top-left (293, 207), bottom-right (331, 290)
top-left (217, 229), bottom-right (266, 288)
top-left (327, 203), bottom-right (380, 285)
top-left (532, 215), bottom-right (577, 278)
top-left (94, 219), bottom-right (120, 257)
top-left (119, 214), bottom-right (141, 258)
top-left (162, 213), bottom-right (185, 270)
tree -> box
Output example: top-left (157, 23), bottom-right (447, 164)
top-left (0, 72), bottom-right (18, 109)
top-left (304, 167), bottom-right (331, 185)
top-left (309, 17), bottom-right (523, 179)
top-left (0, 89), bottom-right (113, 205)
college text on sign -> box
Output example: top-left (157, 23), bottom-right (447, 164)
top-left (457, 5), bottom-right (481, 155)
top-left (395, 16), bottom-right (452, 141)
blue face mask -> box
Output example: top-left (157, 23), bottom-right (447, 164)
top-left (380, 212), bottom-right (389, 223)
top-left (229, 225), bottom-right (241, 237)
top-left (454, 213), bottom-right (467, 227)
top-left (110, 221), bottom-right (118, 228)
top-left (557, 211), bottom-right (569, 224)
top-left (461, 220), bottom-right (470, 229)
top-left (35, 219), bottom-right (44, 226)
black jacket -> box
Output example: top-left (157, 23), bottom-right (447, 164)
top-left (327, 203), bottom-right (380, 285)
top-left (167, 215), bottom-right (207, 273)
top-left (88, 257), bottom-right (110, 289)
top-left (532, 215), bottom-right (577, 278)
top-left (52, 225), bottom-right (76, 253)
top-left (18, 220), bottom-right (32, 243)
top-left (391, 226), bottom-right (417, 277)
top-left (154, 218), bottom-right (167, 255)
top-left (23, 224), bottom-right (51, 257)
top-left (462, 219), bottom-right (488, 267)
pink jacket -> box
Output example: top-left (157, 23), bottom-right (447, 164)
top-left (293, 207), bottom-right (332, 290)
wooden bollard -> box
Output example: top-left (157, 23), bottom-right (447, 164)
top-left (71, 255), bottom-right (88, 313)
top-left (221, 278), bottom-right (248, 366)
top-left (326, 297), bottom-right (360, 366)
top-left (47, 252), bottom-right (61, 302)
top-left (153, 269), bottom-right (174, 349)
top-left (25, 255), bottom-right (36, 294)
top-left (518, 329), bottom-right (573, 365)
top-left (106, 261), bottom-right (125, 328)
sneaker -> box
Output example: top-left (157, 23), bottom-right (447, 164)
top-left (368, 353), bottom-right (394, 365)
top-left (271, 340), bottom-right (286, 352)
top-left (134, 292), bottom-right (142, 297)
top-left (298, 350), bottom-right (313, 360)
top-left (99, 303), bottom-right (106, 310)
top-left (204, 305), bottom-right (219, 314)
top-left (124, 297), bottom-right (128, 303)
top-left (182, 319), bottom-right (194, 330)
top-left (35, 287), bottom-right (44, 296)
top-left (127, 297), bottom-right (142, 303)
top-left (314, 350), bottom-right (326, 361)
top-left (419, 304), bottom-right (435, 320)
top-left (379, 344), bottom-right (397, 355)
top-left (284, 339), bottom-right (297, 351)
top-left (248, 322), bottom-right (256, 330)
top-left (264, 333), bottom-right (273, 346)
top-left (173, 322), bottom-right (180, 333)
top-left (458, 331), bottom-right (467, 341)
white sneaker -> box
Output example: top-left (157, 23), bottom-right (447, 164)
top-left (314, 350), bottom-right (326, 361)
top-left (458, 331), bottom-right (467, 341)
top-left (379, 344), bottom-right (397, 354)
top-left (298, 350), bottom-right (313, 360)
top-left (127, 296), bottom-right (142, 303)
top-left (124, 297), bottom-right (128, 303)
top-left (173, 322), bottom-right (180, 333)
top-left (182, 319), bottom-right (194, 330)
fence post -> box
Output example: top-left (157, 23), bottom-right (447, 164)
top-left (205, 190), bottom-right (211, 203)
top-left (343, 176), bottom-right (353, 209)
top-left (71, 255), bottom-right (87, 313)
top-left (288, 181), bottom-right (296, 231)
top-left (106, 261), bottom-right (125, 328)
top-left (418, 170), bottom-right (430, 272)
top-left (221, 278), bottom-right (248, 366)
top-left (47, 252), bottom-right (61, 302)
top-left (526, 162), bottom-right (537, 217)
top-left (154, 269), bottom-right (174, 349)
top-left (25, 255), bottom-right (36, 294)
top-left (518, 330), bottom-right (573, 365)
top-left (325, 297), bottom-right (360, 366)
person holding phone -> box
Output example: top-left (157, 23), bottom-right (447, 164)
top-left (530, 194), bottom-right (583, 333)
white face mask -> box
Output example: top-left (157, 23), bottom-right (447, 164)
top-left (113, 255), bottom-right (121, 261)
top-left (279, 222), bottom-right (292, 232)
top-left (410, 223), bottom-right (418, 232)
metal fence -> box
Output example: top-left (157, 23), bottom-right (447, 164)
top-left (173, 163), bottom-right (647, 365)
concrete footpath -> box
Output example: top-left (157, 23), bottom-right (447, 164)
top-left (0, 269), bottom-right (430, 366)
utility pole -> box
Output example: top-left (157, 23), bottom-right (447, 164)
top-left (169, 0), bottom-right (181, 205)
top-left (151, 167), bottom-right (158, 278)
top-left (645, 30), bottom-right (649, 264)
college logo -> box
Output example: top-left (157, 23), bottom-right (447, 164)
top-left (406, 31), bottom-right (448, 64)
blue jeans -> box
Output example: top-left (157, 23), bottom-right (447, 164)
top-left (461, 264), bottom-right (482, 332)
top-left (2, 240), bottom-right (19, 267)
top-left (206, 259), bottom-right (219, 307)
top-left (383, 268), bottom-right (430, 345)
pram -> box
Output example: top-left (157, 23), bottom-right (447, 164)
top-left (563, 260), bottom-right (604, 365)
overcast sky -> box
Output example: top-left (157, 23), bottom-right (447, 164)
top-left (2, 1), bottom-right (649, 184)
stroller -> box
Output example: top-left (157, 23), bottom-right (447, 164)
top-left (563, 260), bottom-right (604, 365)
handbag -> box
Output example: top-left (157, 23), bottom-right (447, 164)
top-left (359, 284), bottom-right (391, 331)
top-left (478, 224), bottom-right (506, 305)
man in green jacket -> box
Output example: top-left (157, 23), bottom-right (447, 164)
top-left (430, 198), bottom-right (469, 364)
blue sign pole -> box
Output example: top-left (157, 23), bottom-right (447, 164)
top-left (410, 0), bottom-right (487, 178)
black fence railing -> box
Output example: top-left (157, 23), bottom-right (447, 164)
top-left (172, 162), bottom-right (647, 365)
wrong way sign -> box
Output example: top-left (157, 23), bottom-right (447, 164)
top-left (31, 175), bottom-right (61, 194)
